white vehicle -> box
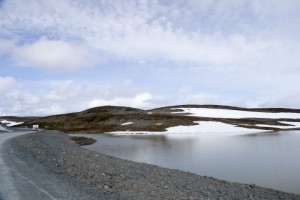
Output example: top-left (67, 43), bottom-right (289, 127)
top-left (32, 125), bottom-right (39, 131)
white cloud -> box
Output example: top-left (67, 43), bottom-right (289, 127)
top-left (1, 76), bottom-right (300, 116)
top-left (178, 86), bottom-right (193, 95)
top-left (85, 80), bottom-right (138, 100)
top-left (45, 80), bottom-right (81, 101)
top-left (1, 0), bottom-right (299, 72)
top-left (0, 39), bottom-right (14, 54)
top-left (261, 93), bottom-right (300, 109)
top-left (184, 94), bottom-right (216, 105)
top-left (89, 92), bottom-right (153, 108)
top-left (1, 0), bottom-right (300, 113)
top-left (0, 78), bottom-right (172, 116)
top-left (13, 37), bottom-right (98, 71)
top-left (0, 76), bottom-right (18, 94)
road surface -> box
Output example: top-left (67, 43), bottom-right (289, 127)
top-left (0, 130), bottom-right (99, 200)
top-left (0, 131), bottom-right (31, 199)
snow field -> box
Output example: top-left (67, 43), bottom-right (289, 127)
top-left (172, 108), bottom-right (300, 119)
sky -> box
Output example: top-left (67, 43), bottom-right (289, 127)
top-left (1, 0), bottom-right (300, 116)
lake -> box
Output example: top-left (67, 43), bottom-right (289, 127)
top-left (73, 131), bottom-right (300, 194)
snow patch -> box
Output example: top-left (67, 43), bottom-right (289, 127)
top-left (284, 121), bottom-right (300, 127)
top-left (121, 122), bottom-right (134, 126)
top-left (255, 121), bottom-right (300, 129)
top-left (0, 120), bottom-right (24, 127)
top-left (165, 121), bottom-right (263, 134)
top-left (110, 121), bottom-right (265, 136)
top-left (172, 108), bottom-right (300, 119)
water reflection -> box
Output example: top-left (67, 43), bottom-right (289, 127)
top-left (73, 131), bottom-right (300, 195)
top-left (240, 131), bottom-right (282, 137)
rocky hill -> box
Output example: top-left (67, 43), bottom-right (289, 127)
top-left (18, 106), bottom-right (197, 133)
top-left (13, 105), bottom-right (300, 133)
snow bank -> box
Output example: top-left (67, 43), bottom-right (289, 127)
top-left (166, 122), bottom-right (263, 134)
top-left (0, 120), bottom-right (24, 127)
top-left (172, 108), bottom-right (300, 119)
top-left (109, 107), bottom-right (300, 135)
top-left (109, 121), bottom-right (265, 135)
top-left (255, 121), bottom-right (300, 129)
top-left (121, 122), bottom-right (134, 126)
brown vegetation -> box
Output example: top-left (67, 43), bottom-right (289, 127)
top-left (15, 105), bottom-right (300, 133)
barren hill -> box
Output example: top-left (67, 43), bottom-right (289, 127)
top-left (16, 105), bottom-right (300, 133)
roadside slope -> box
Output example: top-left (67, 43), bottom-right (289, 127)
top-left (5, 130), bottom-right (300, 200)
top-left (0, 131), bottom-right (33, 200)
top-left (1, 131), bottom-right (117, 200)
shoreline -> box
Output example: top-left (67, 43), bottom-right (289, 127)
top-left (4, 130), bottom-right (300, 199)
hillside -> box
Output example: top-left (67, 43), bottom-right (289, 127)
top-left (0, 116), bottom-right (39, 133)
top-left (18, 106), bottom-right (198, 133)
top-left (12, 105), bottom-right (300, 134)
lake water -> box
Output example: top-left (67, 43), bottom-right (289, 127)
top-left (73, 131), bottom-right (300, 194)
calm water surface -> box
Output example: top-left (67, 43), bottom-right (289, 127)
top-left (73, 131), bottom-right (300, 194)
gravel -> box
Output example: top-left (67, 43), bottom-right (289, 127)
top-left (4, 130), bottom-right (300, 200)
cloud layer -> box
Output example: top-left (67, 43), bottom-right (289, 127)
top-left (13, 37), bottom-right (98, 71)
top-left (1, 0), bottom-right (300, 71)
top-left (1, 75), bottom-right (300, 116)
top-left (0, 77), bottom-right (165, 115)
top-left (1, 0), bottom-right (300, 115)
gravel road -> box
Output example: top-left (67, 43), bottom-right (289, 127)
top-left (1, 130), bottom-right (300, 199)
top-left (0, 130), bottom-right (33, 200)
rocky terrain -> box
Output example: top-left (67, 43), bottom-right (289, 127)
top-left (2, 105), bottom-right (300, 199)
top-left (13, 105), bottom-right (300, 133)
top-left (15, 106), bottom-right (198, 133)
top-left (70, 136), bottom-right (97, 145)
top-left (4, 130), bottom-right (300, 200)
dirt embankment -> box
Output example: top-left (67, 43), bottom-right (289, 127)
top-left (6, 131), bottom-right (300, 200)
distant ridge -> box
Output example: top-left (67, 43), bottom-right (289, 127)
top-left (9, 104), bottom-right (300, 133)
top-left (152, 104), bottom-right (300, 113)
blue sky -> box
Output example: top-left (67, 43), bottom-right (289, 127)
top-left (1, 0), bottom-right (300, 116)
